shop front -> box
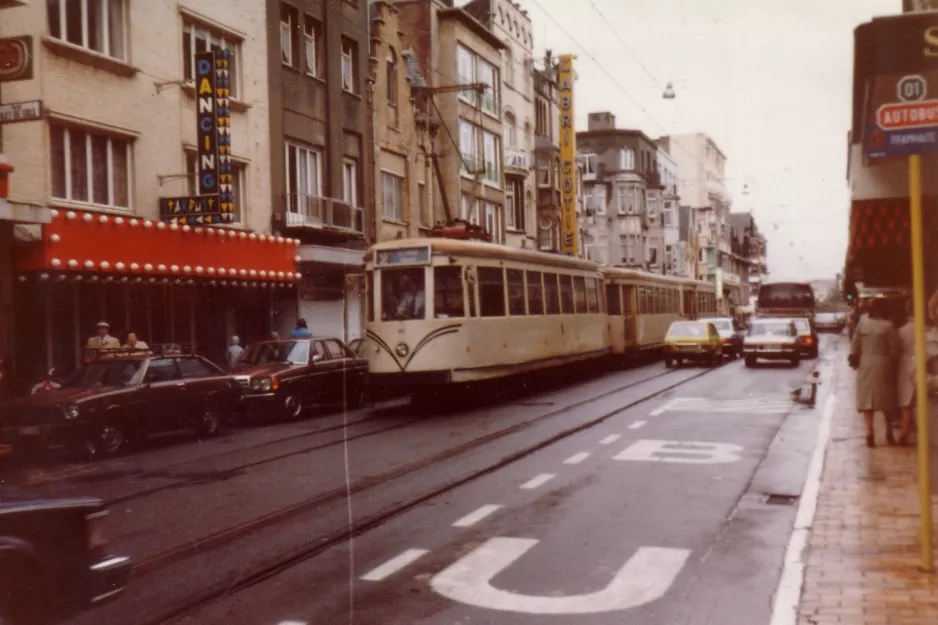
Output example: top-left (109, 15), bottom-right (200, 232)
top-left (11, 208), bottom-right (300, 389)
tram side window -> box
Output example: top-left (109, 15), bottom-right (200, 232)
top-left (527, 271), bottom-right (544, 315)
top-left (381, 268), bottom-right (426, 321)
top-left (544, 273), bottom-right (561, 315)
top-left (507, 269), bottom-right (526, 316)
top-left (560, 275), bottom-right (574, 313)
top-left (585, 278), bottom-right (599, 313)
top-left (573, 276), bottom-right (587, 314)
top-left (623, 285), bottom-right (633, 314)
top-left (636, 286), bottom-right (645, 314)
top-left (366, 271), bottom-right (374, 322)
top-left (478, 266), bottom-right (506, 317)
top-left (605, 284), bottom-right (621, 315)
top-left (434, 266), bottom-right (464, 318)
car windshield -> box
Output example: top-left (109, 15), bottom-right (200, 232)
top-left (816, 313), bottom-right (835, 321)
top-left (706, 319), bottom-right (733, 332)
top-left (239, 341), bottom-right (310, 365)
top-left (750, 322), bottom-right (793, 337)
top-left (668, 322), bottom-right (707, 338)
top-left (64, 360), bottom-right (144, 387)
top-left (793, 319), bottom-right (810, 332)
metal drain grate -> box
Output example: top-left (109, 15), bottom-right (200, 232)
top-left (765, 494), bottom-right (799, 506)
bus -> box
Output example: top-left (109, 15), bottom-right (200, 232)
top-left (756, 282), bottom-right (816, 318)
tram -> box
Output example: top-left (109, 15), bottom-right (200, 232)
top-left (364, 237), bottom-right (718, 390)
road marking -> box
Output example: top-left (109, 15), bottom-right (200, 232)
top-left (520, 473), bottom-right (555, 490)
top-left (563, 452), bottom-right (590, 465)
top-left (628, 420), bottom-right (647, 430)
top-left (615, 439), bottom-right (743, 464)
top-left (360, 548), bottom-right (429, 581)
top-left (431, 537), bottom-right (690, 614)
top-left (598, 434), bottom-right (621, 445)
top-left (770, 391), bottom-right (836, 625)
top-left (278, 621), bottom-right (306, 625)
top-left (652, 396), bottom-right (792, 416)
top-left (453, 504), bottom-right (502, 528)
top-left (649, 399), bottom-right (678, 416)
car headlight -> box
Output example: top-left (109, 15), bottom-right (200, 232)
top-left (64, 403), bottom-right (80, 420)
top-left (260, 378), bottom-right (272, 392)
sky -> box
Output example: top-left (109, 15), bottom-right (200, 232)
top-left (461, 0), bottom-right (902, 281)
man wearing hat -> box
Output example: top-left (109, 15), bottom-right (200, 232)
top-left (87, 321), bottom-right (121, 351)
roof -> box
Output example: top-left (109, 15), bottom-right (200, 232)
top-left (437, 7), bottom-right (507, 51)
top-left (577, 128), bottom-right (658, 149)
top-left (367, 237), bottom-right (598, 272)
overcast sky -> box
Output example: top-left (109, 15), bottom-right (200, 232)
top-left (463, 0), bottom-right (901, 281)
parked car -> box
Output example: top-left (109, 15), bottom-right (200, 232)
top-left (700, 316), bottom-right (745, 359)
top-left (0, 497), bottom-right (131, 625)
top-left (347, 337), bottom-right (371, 358)
top-left (233, 338), bottom-right (369, 419)
top-left (815, 312), bottom-right (845, 333)
top-left (0, 347), bottom-right (240, 459)
top-left (663, 320), bottom-right (723, 368)
top-left (744, 318), bottom-right (801, 367)
top-left (792, 317), bottom-right (820, 358)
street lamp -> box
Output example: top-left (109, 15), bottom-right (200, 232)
top-left (662, 82), bottom-right (676, 99)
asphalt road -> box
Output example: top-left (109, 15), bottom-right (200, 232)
top-left (17, 335), bottom-right (840, 625)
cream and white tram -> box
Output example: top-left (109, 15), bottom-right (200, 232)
top-left (363, 238), bottom-right (609, 388)
top-left (603, 268), bottom-right (717, 357)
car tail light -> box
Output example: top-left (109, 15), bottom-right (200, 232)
top-left (86, 510), bottom-right (109, 557)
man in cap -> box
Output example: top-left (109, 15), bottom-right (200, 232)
top-left (87, 321), bottom-right (121, 351)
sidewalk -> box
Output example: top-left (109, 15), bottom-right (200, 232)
top-left (797, 342), bottom-right (938, 624)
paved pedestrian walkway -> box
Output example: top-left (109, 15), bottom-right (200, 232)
top-left (797, 342), bottom-right (938, 624)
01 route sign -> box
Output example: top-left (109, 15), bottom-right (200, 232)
top-left (866, 73), bottom-right (938, 158)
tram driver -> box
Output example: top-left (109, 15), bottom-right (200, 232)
top-left (384, 271), bottom-right (426, 321)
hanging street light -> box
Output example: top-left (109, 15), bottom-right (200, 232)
top-left (662, 81), bottom-right (676, 99)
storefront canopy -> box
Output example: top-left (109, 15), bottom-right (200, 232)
top-left (14, 209), bottom-right (301, 285)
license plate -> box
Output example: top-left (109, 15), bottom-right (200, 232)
top-left (18, 426), bottom-right (40, 436)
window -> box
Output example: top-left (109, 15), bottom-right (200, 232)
top-left (484, 201), bottom-right (503, 243)
top-left (505, 48), bottom-right (514, 87)
top-left (526, 271), bottom-right (544, 315)
top-left (586, 278), bottom-right (599, 313)
top-left (457, 44), bottom-right (498, 114)
top-left (48, 0), bottom-right (127, 61)
top-left (504, 111), bottom-right (516, 148)
top-left (506, 269), bottom-right (526, 316)
top-left (559, 275), bottom-right (574, 313)
top-left (482, 131), bottom-right (501, 186)
top-left (381, 268), bottom-right (426, 321)
top-left (606, 284), bottom-right (622, 315)
top-left (544, 273), bottom-right (561, 314)
top-left (304, 15), bottom-right (323, 77)
top-left (387, 48), bottom-right (399, 124)
top-left (177, 358), bottom-right (218, 379)
top-left (647, 196), bottom-right (658, 218)
top-left (478, 59), bottom-right (499, 115)
top-left (617, 188), bottom-right (629, 214)
top-left (478, 267), bottom-right (506, 317)
top-left (506, 178), bottom-right (524, 231)
top-left (460, 195), bottom-right (479, 225)
top-left (418, 182), bottom-right (430, 227)
top-left (648, 239), bottom-right (659, 265)
top-left (457, 45), bottom-right (477, 105)
top-left (285, 141), bottom-right (322, 202)
top-left (381, 172), bottom-right (404, 222)
top-left (662, 208), bottom-right (673, 228)
top-left (367, 271), bottom-right (375, 322)
top-left (618, 148), bottom-right (634, 170)
top-left (573, 276), bottom-right (587, 314)
top-left (51, 124), bottom-right (131, 209)
top-left (459, 120), bottom-right (480, 174)
top-left (594, 186), bottom-right (606, 215)
top-left (537, 156), bottom-right (550, 187)
top-left (144, 358), bottom-right (181, 383)
top-left (341, 37), bottom-right (358, 94)
top-left (183, 21), bottom-right (241, 99)
top-left (186, 150), bottom-right (246, 223)
top-left (281, 4), bottom-right (298, 67)
top-left (434, 266), bottom-right (464, 318)
top-left (343, 158), bottom-right (359, 206)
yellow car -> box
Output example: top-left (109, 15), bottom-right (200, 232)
top-left (663, 320), bottom-right (723, 368)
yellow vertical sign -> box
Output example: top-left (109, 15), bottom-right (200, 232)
top-left (557, 54), bottom-right (577, 256)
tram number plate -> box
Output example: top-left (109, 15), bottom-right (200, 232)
top-left (18, 426), bottom-right (40, 436)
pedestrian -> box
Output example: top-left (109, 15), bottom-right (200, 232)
top-left (850, 297), bottom-right (900, 448)
top-left (289, 318), bottom-right (313, 338)
top-left (87, 321), bottom-right (121, 351)
top-left (123, 332), bottom-right (149, 350)
top-left (896, 299), bottom-right (920, 445)
top-left (227, 335), bottom-right (244, 370)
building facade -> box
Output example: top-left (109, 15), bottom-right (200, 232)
top-left (656, 147), bottom-right (682, 276)
top-left (463, 0), bottom-right (536, 249)
top-left (272, 0), bottom-right (372, 340)
top-left (532, 51), bottom-right (562, 252)
top-left (578, 112), bottom-right (659, 268)
top-left (0, 0), bottom-right (298, 383)
top-left (728, 211), bottom-right (768, 310)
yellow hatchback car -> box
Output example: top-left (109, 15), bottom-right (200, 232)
top-left (663, 320), bottom-right (723, 368)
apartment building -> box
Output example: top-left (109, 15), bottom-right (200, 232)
top-left (532, 51), bottom-right (562, 252)
top-left (728, 211), bottom-right (768, 308)
top-left (578, 112), bottom-right (658, 268)
top-left (0, 0), bottom-right (298, 382)
top-left (463, 0), bottom-right (536, 249)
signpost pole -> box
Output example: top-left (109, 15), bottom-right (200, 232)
top-left (909, 153), bottom-right (935, 573)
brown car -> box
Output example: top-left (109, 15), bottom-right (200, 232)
top-left (233, 338), bottom-right (369, 419)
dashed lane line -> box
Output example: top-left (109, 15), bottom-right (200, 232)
top-left (452, 504), bottom-right (502, 528)
top-left (628, 420), bottom-right (647, 429)
top-left (599, 434), bottom-right (621, 445)
top-left (563, 452), bottom-right (591, 465)
top-left (360, 548), bottom-right (429, 582)
top-left (520, 473), bottom-right (556, 490)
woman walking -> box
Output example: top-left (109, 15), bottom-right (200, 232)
top-left (850, 297), bottom-right (900, 447)
top-left (897, 300), bottom-right (918, 445)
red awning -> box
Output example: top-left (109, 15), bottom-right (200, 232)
top-left (14, 209), bottom-right (301, 284)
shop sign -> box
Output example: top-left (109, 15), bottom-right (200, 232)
top-left (0, 36), bottom-right (33, 83)
top-left (557, 54), bottom-right (577, 256)
top-left (159, 195), bottom-right (223, 224)
top-left (0, 99), bottom-right (42, 124)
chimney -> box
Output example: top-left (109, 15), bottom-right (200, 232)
top-left (588, 112), bottom-right (616, 131)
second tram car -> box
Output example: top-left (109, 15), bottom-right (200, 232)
top-left (364, 238), bottom-right (719, 390)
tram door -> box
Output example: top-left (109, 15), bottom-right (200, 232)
top-left (622, 284), bottom-right (636, 347)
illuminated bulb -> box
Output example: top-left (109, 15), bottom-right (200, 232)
top-left (157, 222), bottom-right (166, 230)
top-left (99, 261), bottom-right (110, 270)
top-left (218, 268), bottom-right (227, 276)
top-left (115, 262), bottom-right (125, 271)
top-left (99, 215), bottom-right (109, 224)
top-left (39, 273), bottom-right (49, 281)
top-left (239, 269), bottom-right (247, 277)
top-left (183, 265), bottom-right (192, 273)
top-left (249, 233), bottom-right (257, 240)
top-left (130, 219), bottom-right (139, 227)
top-left (51, 258), bottom-right (62, 267)
top-left (130, 263), bottom-right (140, 271)
top-left (170, 264), bottom-right (179, 273)
top-left (169, 222), bottom-right (179, 231)
top-left (84, 260), bottom-right (94, 269)
top-left (50, 234), bottom-right (61, 243)
top-left (144, 220), bottom-right (153, 228)
top-left (144, 263), bottom-right (153, 272)
top-left (83, 213), bottom-right (93, 222)
top-left (68, 259), bottom-right (78, 268)
top-left (259, 270), bottom-right (267, 278)
top-left (182, 225), bottom-right (191, 233)
top-left (157, 264), bottom-right (167, 272)
top-left (66, 211), bottom-right (77, 220)
top-left (50, 209), bottom-right (59, 218)
top-left (195, 266), bottom-right (204, 274)
top-left (206, 267), bottom-right (216, 275)
top-left (115, 217), bottom-right (124, 225)
top-left (249, 269), bottom-right (257, 277)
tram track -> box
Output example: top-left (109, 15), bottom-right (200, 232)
top-left (120, 363), bottom-right (724, 625)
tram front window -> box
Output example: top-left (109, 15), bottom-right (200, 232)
top-left (381, 268), bottom-right (427, 321)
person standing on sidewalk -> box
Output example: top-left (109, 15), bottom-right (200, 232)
top-left (897, 299), bottom-right (920, 445)
top-left (850, 297), bottom-right (900, 448)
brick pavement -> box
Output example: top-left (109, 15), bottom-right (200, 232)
top-left (797, 343), bottom-right (938, 624)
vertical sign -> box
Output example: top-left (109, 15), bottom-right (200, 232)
top-left (215, 49), bottom-right (233, 223)
top-left (557, 55), bottom-right (577, 257)
top-left (195, 51), bottom-right (219, 200)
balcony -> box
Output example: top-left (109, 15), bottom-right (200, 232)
top-left (504, 147), bottom-right (531, 173)
top-left (283, 194), bottom-right (364, 236)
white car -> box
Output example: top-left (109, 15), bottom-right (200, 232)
top-left (743, 318), bottom-right (801, 368)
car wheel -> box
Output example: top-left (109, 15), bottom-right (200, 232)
top-left (195, 402), bottom-right (222, 438)
top-left (283, 394), bottom-right (304, 420)
top-left (91, 421), bottom-right (126, 458)
top-left (665, 358), bottom-right (674, 368)
top-left (745, 357), bottom-right (756, 368)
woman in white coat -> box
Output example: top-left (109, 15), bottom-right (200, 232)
top-left (850, 297), bottom-right (900, 448)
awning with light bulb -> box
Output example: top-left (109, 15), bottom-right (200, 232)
top-left (13, 208), bottom-right (302, 287)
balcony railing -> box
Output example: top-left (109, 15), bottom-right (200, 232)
top-left (504, 147), bottom-right (530, 171)
top-left (283, 194), bottom-right (364, 234)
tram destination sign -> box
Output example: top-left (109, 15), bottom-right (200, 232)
top-left (374, 246), bottom-right (431, 267)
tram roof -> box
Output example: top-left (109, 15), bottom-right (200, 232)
top-left (601, 266), bottom-right (711, 288)
top-left (365, 238), bottom-right (601, 272)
